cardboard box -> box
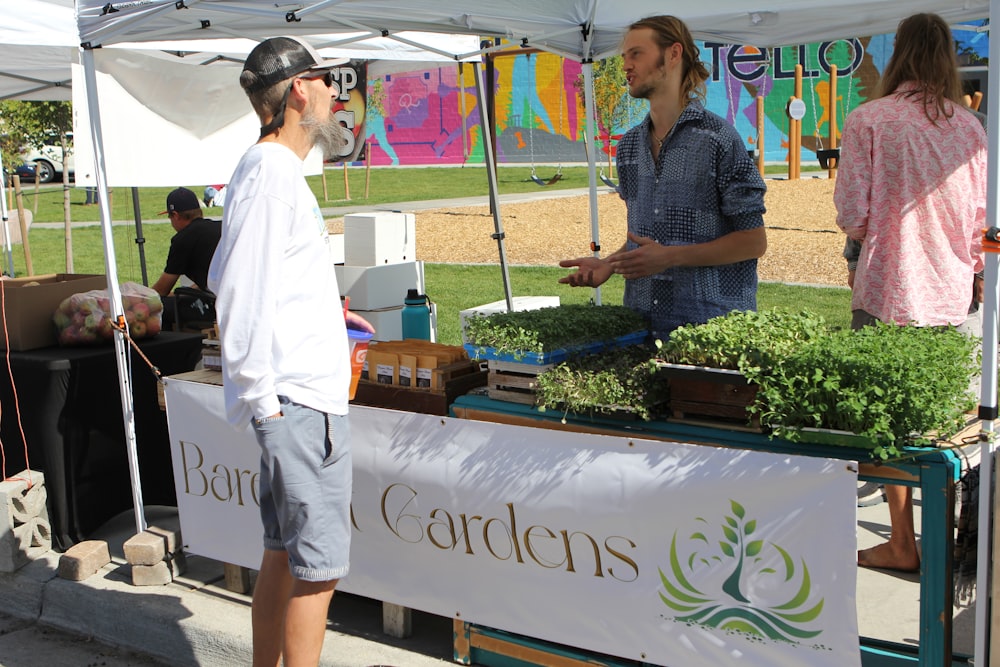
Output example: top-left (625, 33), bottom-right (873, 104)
top-left (459, 296), bottom-right (560, 343)
top-left (335, 261), bottom-right (424, 310)
top-left (344, 212), bottom-right (416, 266)
top-left (0, 273), bottom-right (107, 351)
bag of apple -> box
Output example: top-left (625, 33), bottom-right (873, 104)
top-left (53, 282), bottom-right (164, 345)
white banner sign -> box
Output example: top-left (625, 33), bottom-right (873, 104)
top-left (164, 377), bottom-right (860, 667)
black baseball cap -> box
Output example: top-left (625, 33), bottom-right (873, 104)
top-left (159, 187), bottom-right (200, 215)
top-left (241, 36), bottom-right (347, 93)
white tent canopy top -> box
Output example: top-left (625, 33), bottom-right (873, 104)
top-left (0, 0), bottom-right (75, 100)
top-left (78, 0), bottom-right (989, 60)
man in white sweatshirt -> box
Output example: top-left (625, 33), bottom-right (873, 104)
top-left (208, 36), bottom-right (373, 667)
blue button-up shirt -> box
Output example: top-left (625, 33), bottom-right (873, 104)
top-left (616, 100), bottom-right (766, 339)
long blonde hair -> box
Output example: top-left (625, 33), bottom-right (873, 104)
top-left (629, 15), bottom-right (711, 103)
top-left (876, 13), bottom-right (963, 124)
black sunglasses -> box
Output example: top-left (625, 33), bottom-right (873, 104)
top-left (300, 70), bottom-right (337, 92)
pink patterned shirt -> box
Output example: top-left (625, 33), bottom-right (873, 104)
top-left (834, 83), bottom-right (986, 326)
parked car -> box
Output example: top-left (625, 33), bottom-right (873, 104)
top-left (11, 163), bottom-right (38, 182)
top-left (21, 133), bottom-right (74, 183)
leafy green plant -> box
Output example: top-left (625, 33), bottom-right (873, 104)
top-left (657, 309), bottom-right (828, 375)
top-left (535, 344), bottom-right (667, 421)
top-left (747, 321), bottom-right (978, 459)
top-left (464, 304), bottom-right (647, 358)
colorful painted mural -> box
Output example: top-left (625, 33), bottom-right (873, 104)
top-left (359, 21), bottom-right (988, 168)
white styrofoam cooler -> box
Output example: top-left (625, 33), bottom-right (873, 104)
top-left (329, 233), bottom-right (345, 265)
top-left (344, 212), bottom-right (416, 266)
top-left (459, 296), bottom-right (561, 343)
top-left (354, 306), bottom-right (403, 342)
top-left (335, 261), bottom-right (425, 311)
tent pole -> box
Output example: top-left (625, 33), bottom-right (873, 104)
top-left (473, 59), bottom-right (513, 311)
top-left (582, 59), bottom-right (601, 306)
top-left (81, 46), bottom-right (147, 537)
top-left (131, 187), bottom-right (149, 286)
top-left (0, 149), bottom-right (14, 277)
top-left (974, 3), bottom-right (1000, 664)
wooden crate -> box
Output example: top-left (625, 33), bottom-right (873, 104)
top-left (656, 363), bottom-right (759, 425)
top-left (352, 360), bottom-right (486, 415)
top-left (486, 359), bottom-right (553, 406)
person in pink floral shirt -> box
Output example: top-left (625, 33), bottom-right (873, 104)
top-left (835, 12), bottom-right (987, 572)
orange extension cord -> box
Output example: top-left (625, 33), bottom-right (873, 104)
top-left (0, 278), bottom-right (34, 489)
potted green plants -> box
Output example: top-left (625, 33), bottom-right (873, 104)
top-left (654, 310), bottom-right (827, 422)
top-left (656, 310), bottom-right (978, 459)
top-left (746, 321), bottom-right (978, 459)
top-left (464, 304), bottom-right (648, 364)
top-left (534, 344), bottom-right (667, 421)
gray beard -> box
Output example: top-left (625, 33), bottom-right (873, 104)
top-left (300, 107), bottom-right (349, 159)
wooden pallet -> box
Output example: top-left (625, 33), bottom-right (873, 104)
top-left (486, 359), bottom-right (553, 405)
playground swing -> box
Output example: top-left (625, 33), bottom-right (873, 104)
top-left (597, 93), bottom-right (642, 190)
top-left (810, 47), bottom-right (852, 170)
top-left (526, 60), bottom-right (564, 186)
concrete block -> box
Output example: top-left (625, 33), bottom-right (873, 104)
top-left (57, 540), bottom-right (110, 581)
top-left (131, 551), bottom-right (186, 586)
top-left (0, 472), bottom-right (51, 572)
top-left (131, 561), bottom-right (172, 586)
top-left (124, 531), bottom-right (167, 566)
top-left (147, 524), bottom-right (182, 555)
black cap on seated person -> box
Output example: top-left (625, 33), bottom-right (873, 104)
top-left (241, 36), bottom-right (346, 94)
top-left (159, 187), bottom-right (200, 215)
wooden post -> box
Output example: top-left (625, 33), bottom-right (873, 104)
top-left (364, 142), bottom-right (372, 199)
top-left (382, 602), bottom-right (412, 638)
top-left (32, 174), bottom-right (39, 214)
top-left (321, 164), bottom-right (329, 202)
top-left (972, 90), bottom-right (984, 112)
top-left (756, 95), bottom-right (765, 176)
top-left (12, 176), bottom-right (32, 276)
top-left (342, 161), bottom-right (351, 201)
top-left (828, 64), bottom-right (838, 179)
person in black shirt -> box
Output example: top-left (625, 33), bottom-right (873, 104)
top-left (152, 187), bottom-right (221, 329)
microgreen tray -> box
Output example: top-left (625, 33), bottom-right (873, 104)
top-left (464, 330), bottom-right (649, 366)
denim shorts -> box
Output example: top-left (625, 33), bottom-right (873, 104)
top-left (250, 396), bottom-right (352, 581)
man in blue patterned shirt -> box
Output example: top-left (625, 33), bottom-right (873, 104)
top-left (560, 15), bottom-right (767, 338)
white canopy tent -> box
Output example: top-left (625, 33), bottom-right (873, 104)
top-left (73, 1), bottom-right (998, 663)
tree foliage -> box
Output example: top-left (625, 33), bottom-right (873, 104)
top-left (0, 100), bottom-right (73, 164)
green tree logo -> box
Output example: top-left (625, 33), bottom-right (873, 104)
top-left (658, 499), bottom-right (826, 645)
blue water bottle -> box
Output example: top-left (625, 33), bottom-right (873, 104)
top-left (401, 288), bottom-right (431, 340)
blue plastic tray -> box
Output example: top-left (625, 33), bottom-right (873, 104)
top-left (464, 330), bottom-right (649, 366)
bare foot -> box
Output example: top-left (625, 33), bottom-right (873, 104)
top-left (857, 543), bottom-right (920, 572)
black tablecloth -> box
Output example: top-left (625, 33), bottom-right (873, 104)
top-left (0, 332), bottom-right (203, 550)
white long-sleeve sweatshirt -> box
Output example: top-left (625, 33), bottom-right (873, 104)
top-left (208, 142), bottom-right (349, 427)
